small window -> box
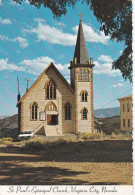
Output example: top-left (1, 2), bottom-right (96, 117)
top-left (128, 119), bottom-right (130, 127)
top-left (123, 104), bottom-right (125, 112)
top-left (81, 91), bottom-right (88, 102)
top-left (31, 102), bottom-right (38, 120)
top-left (123, 119), bottom-right (125, 127)
top-left (127, 103), bottom-right (130, 112)
top-left (65, 103), bottom-right (71, 120)
top-left (81, 108), bottom-right (88, 120)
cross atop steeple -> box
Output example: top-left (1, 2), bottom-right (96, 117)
top-left (79, 13), bottom-right (83, 20)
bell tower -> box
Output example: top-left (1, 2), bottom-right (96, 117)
top-left (69, 18), bottom-right (94, 133)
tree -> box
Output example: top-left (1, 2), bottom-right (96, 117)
top-left (13, 0), bottom-right (132, 81)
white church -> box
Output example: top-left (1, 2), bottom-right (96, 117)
top-left (17, 19), bottom-right (95, 136)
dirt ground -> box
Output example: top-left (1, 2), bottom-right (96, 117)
top-left (0, 139), bottom-right (132, 185)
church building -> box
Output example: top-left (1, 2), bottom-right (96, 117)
top-left (17, 19), bottom-right (95, 136)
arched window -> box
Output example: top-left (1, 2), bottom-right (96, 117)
top-left (31, 102), bottom-right (38, 120)
top-left (46, 80), bottom-right (56, 99)
top-left (45, 101), bottom-right (57, 111)
top-left (65, 102), bottom-right (71, 120)
top-left (81, 107), bottom-right (88, 120)
top-left (81, 91), bottom-right (88, 102)
top-left (78, 70), bottom-right (82, 81)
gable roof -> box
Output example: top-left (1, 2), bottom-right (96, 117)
top-left (73, 19), bottom-right (89, 64)
top-left (17, 62), bottom-right (74, 105)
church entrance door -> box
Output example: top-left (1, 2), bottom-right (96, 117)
top-left (47, 115), bottom-right (58, 125)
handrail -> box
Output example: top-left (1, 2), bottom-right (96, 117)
top-left (33, 122), bottom-right (44, 134)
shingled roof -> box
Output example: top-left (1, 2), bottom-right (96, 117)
top-left (73, 19), bottom-right (89, 64)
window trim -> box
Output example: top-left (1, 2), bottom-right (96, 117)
top-left (45, 79), bottom-right (56, 100)
top-left (45, 101), bottom-right (57, 111)
top-left (128, 119), bottom-right (130, 127)
top-left (123, 104), bottom-right (125, 112)
top-left (30, 102), bottom-right (38, 121)
top-left (81, 107), bottom-right (88, 120)
top-left (123, 119), bottom-right (125, 127)
top-left (127, 103), bottom-right (130, 112)
top-left (80, 90), bottom-right (88, 102)
top-left (65, 102), bottom-right (72, 120)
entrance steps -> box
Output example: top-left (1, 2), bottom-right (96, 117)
top-left (45, 125), bottom-right (62, 136)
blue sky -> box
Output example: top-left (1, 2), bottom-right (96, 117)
top-left (0, 0), bottom-right (132, 116)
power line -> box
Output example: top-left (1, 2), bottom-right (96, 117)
top-left (94, 81), bottom-right (126, 92)
top-left (98, 88), bottom-right (132, 109)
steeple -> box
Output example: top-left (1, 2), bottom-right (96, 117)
top-left (73, 19), bottom-right (89, 64)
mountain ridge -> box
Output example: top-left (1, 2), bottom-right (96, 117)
top-left (94, 107), bottom-right (120, 118)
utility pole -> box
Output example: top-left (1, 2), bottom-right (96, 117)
top-left (17, 77), bottom-right (20, 95)
top-left (17, 77), bottom-right (21, 102)
top-left (25, 78), bottom-right (30, 92)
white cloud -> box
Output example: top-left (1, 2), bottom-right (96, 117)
top-left (0, 34), bottom-right (28, 48)
top-left (34, 18), bottom-right (45, 23)
top-left (93, 55), bottom-right (121, 76)
top-left (19, 56), bottom-right (54, 75)
top-left (0, 56), bottom-right (68, 75)
top-left (0, 17), bottom-right (12, 24)
top-left (0, 54), bottom-right (121, 80)
top-left (98, 55), bottom-right (113, 63)
top-left (0, 56), bottom-right (70, 83)
top-left (27, 22), bottom-right (76, 46)
top-left (73, 23), bottom-right (109, 45)
top-left (9, 0), bottom-right (29, 6)
top-left (56, 22), bottom-right (66, 27)
top-left (0, 58), bottom-right (25, 72)
top-left (13, 37), bottom-right (28, 48)
top-left (111, 82), bottom-right (125, 88)
top-left (23, 19), bottom-right (109, 46)
top-left (9, 0), bottom-right (19, 6)
top-left (19, 56), bottom-right (69, 76)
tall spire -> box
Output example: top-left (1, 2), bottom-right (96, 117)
top-left (73, 19), bottom-right (89, 64)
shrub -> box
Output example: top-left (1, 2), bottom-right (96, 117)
top-left (3, 137), bottom-right (13, 142)
top-left (24, 137), bottom-right (45, 150)
top-left (113, 129), bottom-right (120, 135)
top-left (110, 132), bottom-right (117, 139)
top-left (0, 137), bottom-right (13, 146)
top-left (82, 132), bottom-right (103, 140)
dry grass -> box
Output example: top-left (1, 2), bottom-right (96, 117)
top-left (23, 133), bottom-right (132, 151)
top-left (0, 134), bottom-right (132, 185)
